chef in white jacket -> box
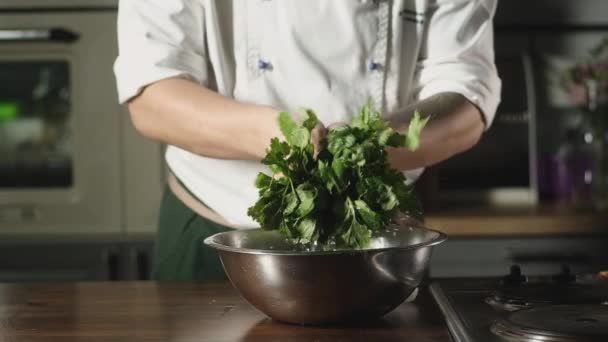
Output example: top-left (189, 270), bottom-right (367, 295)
top-left (114, 0), bottom-right (501, 281)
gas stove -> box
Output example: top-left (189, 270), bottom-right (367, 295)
top-left (430, 266), bottom-right (608, 342)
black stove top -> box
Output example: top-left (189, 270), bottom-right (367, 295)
top-left (430, 266), bottom-right (608, 342)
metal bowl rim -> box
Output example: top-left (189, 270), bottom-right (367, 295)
top-left (203, 225), bottom-right (448, 256)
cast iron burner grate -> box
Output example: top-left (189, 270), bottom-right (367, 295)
top-left (491, 304), bottom-right (608, 342)
top-left (486, 283), bottom-right (608, 311)
top-left (486, 266), bottom-right (608, 311)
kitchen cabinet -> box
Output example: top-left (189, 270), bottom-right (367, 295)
top-left (120, 237), bottom-right (155, 280)
top-left (0, 238), bottom-right (155, 282)
top-left (425, 205), bottom-right (608, 277)
top-left (430, 236), bottom-right (608, 278)
top-left (0, 239), bottom-right (120, 282)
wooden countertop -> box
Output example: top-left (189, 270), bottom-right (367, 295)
top-left (0, 281), bottom-right (452, 342)
top-left (424, 204), bottom-right (608, 236)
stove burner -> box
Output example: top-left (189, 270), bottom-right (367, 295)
top-left (491, 305), bottom-right (608, 341)
top-left (486, 283), bottom-right (608, 311)
top-left (486, 265), bottom-right (608, 311)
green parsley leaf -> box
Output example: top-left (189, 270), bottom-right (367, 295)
top-left (405, 111), bottom-right (429, 151)
top-left (248, 99), bottom-right (427, 249)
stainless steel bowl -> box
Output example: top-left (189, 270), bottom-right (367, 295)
top-left (204, 223), bottom-right (447, 325)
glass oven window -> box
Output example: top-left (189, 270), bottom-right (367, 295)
top-left (0, 61), bottom-right (72, 188)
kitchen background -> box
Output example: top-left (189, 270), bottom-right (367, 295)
top-left (0, 0), bottom-right (606, 282)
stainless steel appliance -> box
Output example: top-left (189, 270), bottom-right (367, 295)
top-left (0, 0), bottom-right (165, 235)
top-left (424, 0), bottom-right (608, 208)
top-left (431, 52), bottom-right (538, 206)
top-left (0, 1), bottom-right (163, 282)
top-left (431, 266), bottom-right (608, 341)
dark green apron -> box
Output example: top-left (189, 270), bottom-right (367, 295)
top-left (153, 185), bottom-right (231, 281)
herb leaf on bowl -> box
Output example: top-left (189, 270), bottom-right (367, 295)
top-left (247, 101), bottom-right (428, 248)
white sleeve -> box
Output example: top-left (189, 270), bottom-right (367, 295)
top-left (113, 0), bottom-right (207, 104)
top-left (412, 0), bottom-right (502, 129)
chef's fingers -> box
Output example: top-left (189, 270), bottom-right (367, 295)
top-left (311, 123), bottom-right (328, 159)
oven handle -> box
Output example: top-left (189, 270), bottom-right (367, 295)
top-left (0, 28), bottom-right (79, 43)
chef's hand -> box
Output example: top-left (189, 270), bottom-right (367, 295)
top-left (274, 112), bottom-right (328, 158)
top-left (271, 116), bottom-right (327, 179)
top-left (311, 122), bottom-right (328, 159)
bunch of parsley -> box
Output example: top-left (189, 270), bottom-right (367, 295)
top-left (247, 101), bottom-right (428, 249)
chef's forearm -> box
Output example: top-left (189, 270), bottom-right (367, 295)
top-left (386, 92), bottom-right (485, 170)
top-left (127, 78), bottom-right (281, 160)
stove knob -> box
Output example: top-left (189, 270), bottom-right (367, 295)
top-left (552, 264), bottom-right (576, 283)
top-left (503, 265), bottom-right (527, 285)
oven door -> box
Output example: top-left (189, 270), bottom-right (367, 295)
top-left (0, 11), bottom-right (122, 234)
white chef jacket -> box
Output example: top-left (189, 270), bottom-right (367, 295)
top-left (114, 0), bottom-right (501, 228)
